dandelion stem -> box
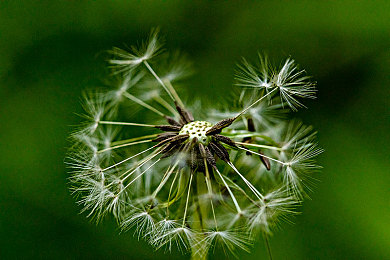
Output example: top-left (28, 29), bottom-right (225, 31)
top-left (98, 139), bottom-right (152, 153)
top-left (102, 145), bottom-right (156, 171)
top-left (222, 174), bottom-right (258, 206)
top-left (191, 250), bottom-right (207, 260)
top-left (215, 167), bottom-right (242, 213)
top-left (228, 162), bottom-right (264, 201)
top-left (263, 233), bottom-right (273, 260)
top-left (165, 80), bottom-right (185, 108)
top-left (110, 134), bottom-right (158, 146)
top-left (195, 173), bottom-right (206, 231)
top-left (153, 95), bottom-right (180, 117)
top-left (235, 87), bottom-right (278, 119)
top-left (123, 92), bottom-right (166, 117)
top-left (204, 159), bottom-right (218, 230)
top-left (238, 146), bottom-right (286, 165)
top-left (166, 169), bottom-right (180, 216)
top-left (117, 148), bottom-right (161, 180)
top-left (98, 121), bottom-right (156, 128)
top-left (119, 158), bottom-right (161, 195)
top-left (182, 173), bottom-right (194, 227)
top-left (193, 173), bottom-right (209, 259)
top-left (151, 161), bottom-right (179, 198)
top-left (143, 61), bottom-right (176, 102)
top-left (235, 141), bottom-right (282, 151)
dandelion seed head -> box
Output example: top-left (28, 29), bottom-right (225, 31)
top-left (67, 30), bottom-right (322, 258)
top-left (179, 121), bottom-right (213, 145)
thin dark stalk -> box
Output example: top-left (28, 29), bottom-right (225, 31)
top-left (263, 233), bottom-right (273, 260)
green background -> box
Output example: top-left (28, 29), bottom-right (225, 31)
top-left (1, 1), bottom-right (389, 259)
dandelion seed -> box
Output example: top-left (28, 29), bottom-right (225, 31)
top-left (67, 30), bottom-right (322, 259)
top-left (236, 54), bottom-right (316, 111)
top-left (199, 230), bottom-right (252, 257)
top-left (248, 188), bottom-right (298, 234)
top-left (121, 209), bottom-right (156, 239)
top-left (109, 28), bottom-right (163, 74)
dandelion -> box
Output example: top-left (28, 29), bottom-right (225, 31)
top-left (67, 30), bottom-right (322, 259)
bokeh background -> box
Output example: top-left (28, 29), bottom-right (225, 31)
top-left (1, 1), bottom-right (389, 259)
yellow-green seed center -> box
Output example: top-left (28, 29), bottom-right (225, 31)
top-left (179, 121), bottom-right (213, 145)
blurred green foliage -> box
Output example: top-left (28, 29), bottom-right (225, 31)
top-left (0, 1), bottom-right (389, 259)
